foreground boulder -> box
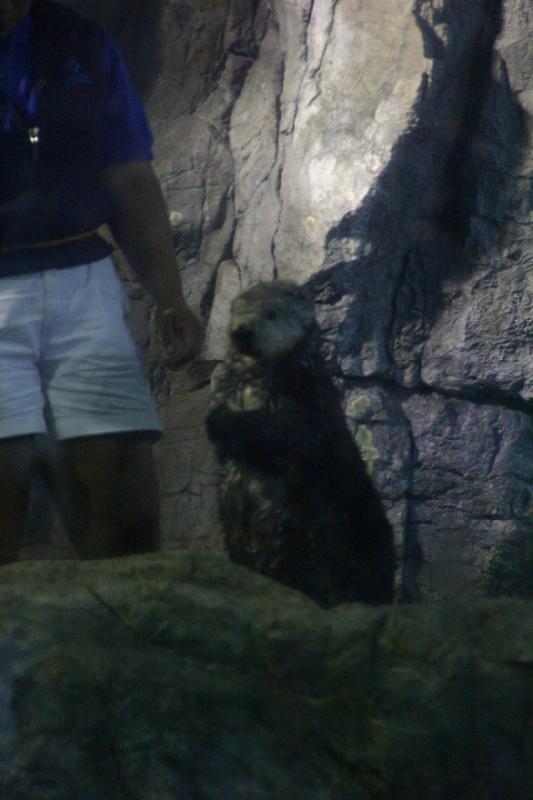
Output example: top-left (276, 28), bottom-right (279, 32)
top-left (0, 553), bottom-right (532, 800)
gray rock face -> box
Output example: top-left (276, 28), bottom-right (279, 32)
top-left (26, 1), bottom-right (531, 600)
top-left (1, 554), bottom-right (532, 800)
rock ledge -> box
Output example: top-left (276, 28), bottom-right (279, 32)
top-left (0, 552), bottom-right (531, 799)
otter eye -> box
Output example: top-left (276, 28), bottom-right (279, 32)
top-left (265, 309), bottom-right (278, 321)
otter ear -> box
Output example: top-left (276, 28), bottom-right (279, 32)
top-left (275, 279), bottom-right (311, 303)
top-left (288, 282), bottom-right (315, 313)
top-left (298, 284), bottom-right (314, 304)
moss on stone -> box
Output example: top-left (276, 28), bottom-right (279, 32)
top-left (355, 424), bottom-right (380, 476)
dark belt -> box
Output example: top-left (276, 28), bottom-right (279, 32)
top-left (0, 227), bottom-right (103, 255)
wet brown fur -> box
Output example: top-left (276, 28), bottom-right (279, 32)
top-left (206, 281), bottom-right (395, 607)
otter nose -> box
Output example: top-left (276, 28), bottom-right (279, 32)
top-left (231, 324), bottom-right (255, 353)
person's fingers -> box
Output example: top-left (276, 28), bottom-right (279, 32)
top-left (160, 308), bottom-right (180, 353)
top-left (181, 315), bottom-right (203, 358)
top-left (157, 307), bottom-right (203, 368)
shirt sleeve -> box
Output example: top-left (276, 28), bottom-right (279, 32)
top-left (100, 30), bottom-right (154, 165)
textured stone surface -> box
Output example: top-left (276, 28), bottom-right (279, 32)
top-left (155, 363), bottom-right (223, 553)
top-left (0, 553), bottom-right (532, 800)
top-left (23, 1), bottom-right (532, 600)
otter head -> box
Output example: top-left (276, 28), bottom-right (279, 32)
top-left (229, 281), bottom-right (316, 362)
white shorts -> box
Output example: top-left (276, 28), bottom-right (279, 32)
top-left (0, 257), bottom-right (162, 441)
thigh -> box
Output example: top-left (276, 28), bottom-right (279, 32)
top-left (60, 431), bottom-right (158, 490)
top-left (0, 434), bottom-right (37, 485)
top-left (57, 432), bottom-right (160, 557)
top-left (40, 259), bottom-right (161, 442)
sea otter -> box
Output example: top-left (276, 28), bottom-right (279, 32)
top-left (206, 280), bottom-right (395, 607)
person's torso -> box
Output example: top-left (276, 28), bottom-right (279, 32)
top-left (0, 0), bottom-right (115, 275)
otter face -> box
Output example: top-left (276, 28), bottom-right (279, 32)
top-left (229, 281), bottom-right (315, 361)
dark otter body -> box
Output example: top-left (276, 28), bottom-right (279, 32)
top-left (206, 281), bottom-right (395, 607)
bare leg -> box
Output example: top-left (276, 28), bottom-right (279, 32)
top-left (0, 436), bottom-right (36, 565)
top-left (54, 433), bottom-right (160, 559)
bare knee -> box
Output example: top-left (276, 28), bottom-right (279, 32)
top-left (57, 433), bottom-right (160, 559)
top-left (0, 435), bottom-right (36, 480)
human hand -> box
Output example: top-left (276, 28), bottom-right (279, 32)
top-left (155, 304), bottom-right (203, 368)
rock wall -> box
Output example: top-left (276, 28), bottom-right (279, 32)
top-left (23, 1), bottom-right (532, 601)
top-left (1, 553), bottom-right (532, 800)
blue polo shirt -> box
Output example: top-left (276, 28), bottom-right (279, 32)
top-left (0, 13), bottom-right (153, 164)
